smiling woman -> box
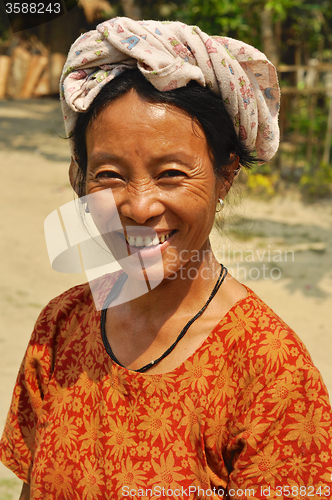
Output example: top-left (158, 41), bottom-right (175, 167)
top-left (1, 16), bottom-right (332, 500)
top-left (80, 78), bottom-right (237, 284)
top-left (71, 68), bottom-right (256, 198)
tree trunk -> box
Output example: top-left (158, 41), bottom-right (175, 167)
top-left (121, 0), bottom-right (142, 20)
top-left (34, 5), bottom-right (85, 55)
top-left (0, 56), bottom-right (11, 98)
top-left (323, 74), bottom-right (332, 165)
top-left (260, 3), bottom-right (278, 67)
top-left (20, 54), bottom-right (49, 98)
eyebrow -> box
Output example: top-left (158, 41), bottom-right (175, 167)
top-left (88, 151), bottom-right (196, 169)
top-left (88, 152), bottom-right (122, 168)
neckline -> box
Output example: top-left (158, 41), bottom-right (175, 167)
top-left (99, 276), bottom-right (255, 378)
top-left (101, 265), bottom-right (227, 373)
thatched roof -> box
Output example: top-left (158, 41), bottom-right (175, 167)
top-left (78, 0), bottom-right (114, 23)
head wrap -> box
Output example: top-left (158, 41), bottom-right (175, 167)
top-left (60, 17), bottom-right (280, 163)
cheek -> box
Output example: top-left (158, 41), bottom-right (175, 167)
top-left (87, 189), bottom-right (121, 231)
top-left (88, 211), bottom-right (128, 260)
top-left (181, 159), bottom-right (219, 202)
top-left (177, 179), bottom-right (218, 217)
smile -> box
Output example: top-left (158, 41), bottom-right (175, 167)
top-left (125, 231), bottom-right (175, 248)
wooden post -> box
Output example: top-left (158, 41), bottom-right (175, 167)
top-left (305, 95), bottom-right (317, 167)
top-left (305, 62), bottom-right (318, 166)
top-left (20, 54), bottom-right (49, 99)
top-left (34, 67), bottom-right (50, 96)
top-left (323, 73), bottom-right (332, 165)
top-left (120, 0), bottom-right (142, 20)
top-left (6, 46), bottom-right (31, 98)
top-left (0, 56), bottom-right (11, 99)
top-left (49, 53), bottom-right (66, 94)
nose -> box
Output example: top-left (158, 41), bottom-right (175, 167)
top-left (119, 187), bottom-right (165, 224)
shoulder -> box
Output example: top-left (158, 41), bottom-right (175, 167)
top-left (208, 285), bottom-right (323, 393)
top-left (31, 272), bottom-right (122, 344)
top-left (19, 273), bottom-right (122, 385)
top-left (33, 282), bottom-right (92, 339)
top-left (215, 285), bottom-right (310, 360)
top-left (208, 286), bottom-right (331, 416)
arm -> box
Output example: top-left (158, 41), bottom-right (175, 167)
top-left (0, 304), bottom-right (53, 486)
top-left (223, 357), bottom-right (332, 498)
top-left (208, 298), bottom-right (332, 499)
top-left (19, 483), bottom-right (30, 500)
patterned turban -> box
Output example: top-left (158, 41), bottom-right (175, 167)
top-left (60, 17), bottom-right (280, 163)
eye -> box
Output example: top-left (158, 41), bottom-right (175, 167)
top-left (159, 170), bottom-right (187, 179)
top-left (96, 171), bottom-right (123, 180)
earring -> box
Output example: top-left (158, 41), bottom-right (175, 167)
top-left (216, 198), bottom-right (224, 213)
top-left (85, 204), bottom-right (90, 213)
top-left (234, 166), bottom-right (241, 176)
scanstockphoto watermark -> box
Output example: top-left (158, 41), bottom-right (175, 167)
top-left (166, 246), bottom-right (294, 281)
top-left (167, 262), bottom-right (283, 282)
top-left (122, 485), bottom-right (331, 498)
top-left (122, 486), bottom-right (256, 497)
top-left (216, 244), bottom-right (294, 281)
top-left (214, 244), bottom-right (295, 266)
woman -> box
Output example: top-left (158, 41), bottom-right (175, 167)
top-left (1, 17), bottom-right (332, 500)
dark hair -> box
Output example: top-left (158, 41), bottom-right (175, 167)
top-left (73, 68), bottom-right (259, 197)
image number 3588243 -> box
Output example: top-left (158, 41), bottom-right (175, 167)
top-left (2, 0), bottom-right (79, 32)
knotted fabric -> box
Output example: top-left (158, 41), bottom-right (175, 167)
top-left (60, 17), bottom-right (280, 163)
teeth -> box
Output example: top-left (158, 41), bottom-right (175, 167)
top-left (126, 232), bottom-right (173, 247)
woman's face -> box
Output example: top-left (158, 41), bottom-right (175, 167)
top-left (84, 89), bottom-right (225, 280)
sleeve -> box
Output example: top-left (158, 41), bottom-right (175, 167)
top-left (0, 277), bottom-right (118, 483)
top-left (209, 300), bottom-right (332, 500)
top-left (225, 357), bottom-right (332, 499)
top-left (0, 305), bottom-right (55, 483)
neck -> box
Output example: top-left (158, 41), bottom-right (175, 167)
top-left (117, 245), bottom-right (223, 320)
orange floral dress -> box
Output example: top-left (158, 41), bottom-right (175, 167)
top-left (1, 274), bottom-right (332, 500)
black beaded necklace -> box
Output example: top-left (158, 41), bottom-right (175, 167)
top-left (100, 264), bottom-right (227, 373)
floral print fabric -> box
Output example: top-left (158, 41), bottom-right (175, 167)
top-left (60, 17), bottom-right (280, 164)
top-left (1, 276), bottom-right (332, 499)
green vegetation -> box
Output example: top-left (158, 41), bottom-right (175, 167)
top-left (119, 0), bottom-right (332, 199)
top-left (246, 172), bottom-right (279, 197)
top-left (300, 162), bottom-right (332, 199)
top-left (1, 0), bottom-right (331, 199)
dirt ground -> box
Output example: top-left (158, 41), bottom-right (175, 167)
top-left (0, 98), bottom-right (332, 496)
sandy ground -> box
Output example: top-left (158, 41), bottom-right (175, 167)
top-left (0, 98), bottom-right (331, 496)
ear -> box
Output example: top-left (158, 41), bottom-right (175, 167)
top-left (219, 155), bottom-right (240, 200)
top-left (69, 157), bottom-right (81, 196)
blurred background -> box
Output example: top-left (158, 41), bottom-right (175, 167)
top-left (0, 1), bottom-right (332, 498)
top-left (1, 0), bottom-right (332, 190)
